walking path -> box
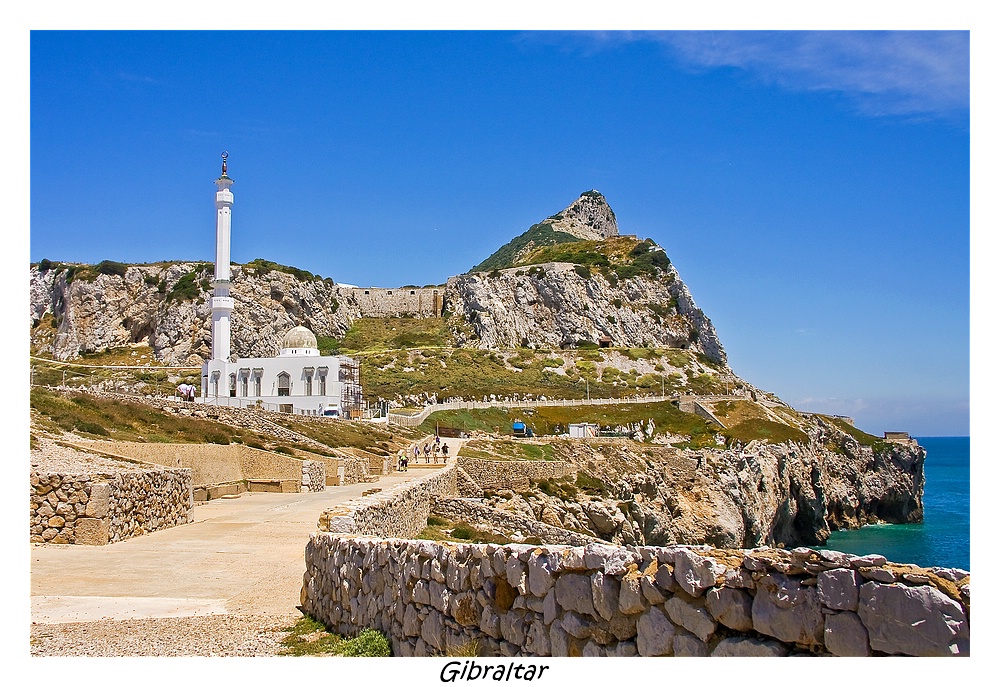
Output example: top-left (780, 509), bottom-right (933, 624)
top-left (31, 436), bottom-right (467, 626)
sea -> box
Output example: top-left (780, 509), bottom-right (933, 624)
top-left (821, 436), bottom-right (970, 571)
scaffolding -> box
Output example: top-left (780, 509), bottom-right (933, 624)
top-left (338, 356), bottom-right (364, 418)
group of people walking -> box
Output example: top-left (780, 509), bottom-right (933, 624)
top-left (397, 435), bottom-right (449, 471)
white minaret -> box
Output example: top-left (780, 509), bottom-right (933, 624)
top-left (211, 151), bottom-right (235, 362)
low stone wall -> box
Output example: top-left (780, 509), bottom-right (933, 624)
top-left (457, 456), bottom-right (577, 492)
top-left (431, 497), bottom-right (596, 546)
top-left (301, 537), bottom-right (970, 658)
top-left (31, 467), bottom-right (192, 545)
top-left (318, 462), bottom-right (459, 539)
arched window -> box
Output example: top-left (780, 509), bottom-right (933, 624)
top-left (229, 373), bottom-right (237, 397)
top-left (277, 372), bottom-right (291, 396)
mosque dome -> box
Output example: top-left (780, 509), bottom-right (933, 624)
top-left (282, 325), bottom-right (317, 349)
top-left (278, 325), bottom-right (319, 356)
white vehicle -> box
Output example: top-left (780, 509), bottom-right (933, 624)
top-left (323, 404), bottom-right (341, 418)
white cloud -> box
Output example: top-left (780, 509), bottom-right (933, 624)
top-left (653, 31), bottom-right (969, 118)
top-left (529, 31), bottom-right (969, 120)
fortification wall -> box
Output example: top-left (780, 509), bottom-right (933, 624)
top-left (31, 467), bottom-right (192, 546)
top-left (301, 536), bottom-right (970, 658)
top-left (345, 286), bottom-right (443, 318)
top-left (457, 456), bottom-right (577, 492)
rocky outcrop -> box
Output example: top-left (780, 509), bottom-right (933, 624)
top-left (457, 421), bottom-right (924, 550)
top-left (31, 263), bottom-right (360, 365)
top-left (545, 191), bottom-right (619, 241)
top-left (447, 262), bottom-right (726, 363)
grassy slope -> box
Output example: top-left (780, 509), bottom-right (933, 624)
top-left (29, 387), bottom-right (422, 454)
top-left (471, 222), bottom-right (581, 273)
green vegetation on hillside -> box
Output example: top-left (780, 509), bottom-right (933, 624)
top-left (422, 402), bottom-right (720, 444)
top-left (472, 231), bottom-right (673, 285)
top-left (363, 346), bottom-right (710, 402)
top-left (337, 317), bottom-right (453, 352)
top-left (423, 400), bottom-right (820, 447)
top-left (29, 387), bottom-right (421, 455)
top-left (243, 258), bottom-right (333, 283)
top-left (471, 222), bottom-right (581, 273)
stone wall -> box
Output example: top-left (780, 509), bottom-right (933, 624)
top-left (318, 462), bottom-right (459, 539)
top-left (457, 456), bottom-right (577, 492)
top-left (301, 537), bottom-right (970, 658)
top-left (301, 460), bottom-right (325, 492)
top-left (31, 467), bottom-right (192, 546)
top-left (345, 287), bottom-right (443, 318)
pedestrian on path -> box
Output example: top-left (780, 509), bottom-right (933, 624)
top-left (397, 449), bottom-right (405, 472)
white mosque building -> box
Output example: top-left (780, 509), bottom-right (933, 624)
top-left (199, 153), bottom-right (362, 417)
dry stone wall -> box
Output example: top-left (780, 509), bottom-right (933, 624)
top-left (318, 463), bottom-right (458, 538)
top-left (31, 467), bottom-right (192, 545)
top-left (457, 456), bottom-right (576, 492)
top-left (301, 537), bottom-right (970, 658)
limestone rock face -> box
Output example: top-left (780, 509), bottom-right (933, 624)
top-left (447, 262), bottom-right (726, 363)
top-left (30, 263), bottom-right (359, 365)
top-left (545, 191), bottom-right (619, 241)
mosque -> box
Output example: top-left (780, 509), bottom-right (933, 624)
top-left (199, 153), bottom-right (362, 417)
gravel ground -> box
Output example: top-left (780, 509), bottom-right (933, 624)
top-left (30, 435), bottom-right (157, 475)
top-left (29, 613), bottom-right (300, 657)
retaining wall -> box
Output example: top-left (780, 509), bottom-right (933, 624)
top-left (301, 537), bottom-right (970, 658)
top-left (80, 441), bottom-right (325, 496)
top-left (30, 467), bottom-right (192, 545)
top-left (457, 456), bottom-right (576, 492)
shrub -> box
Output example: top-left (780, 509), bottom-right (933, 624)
top-left (74, 420), bottom-right (109, 436)
top-left (336, 629), bottom-right (392, 657)
top-left (38, 258), bottom-right (53, 272)
top-left (96, 260), bottom-right (128, 278)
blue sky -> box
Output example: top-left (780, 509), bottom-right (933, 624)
top-left (27, 29), bottom-right (971, 436)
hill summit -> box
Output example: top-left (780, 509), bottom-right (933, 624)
top-left (472, 191), bottom-right (619, 273)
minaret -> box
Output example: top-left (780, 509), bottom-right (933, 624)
top-left (211, 151), bottom-right (235, 362)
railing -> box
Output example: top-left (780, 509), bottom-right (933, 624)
top-left (385, 391), bottom-right (757, 427)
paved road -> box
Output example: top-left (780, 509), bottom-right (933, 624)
top-left (31, 439), bottom-right (466, 625)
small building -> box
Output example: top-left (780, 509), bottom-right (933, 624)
top-left (569, 423), bottom-right (599, 438)
top-left (883, 431), bottom-right (913, 444)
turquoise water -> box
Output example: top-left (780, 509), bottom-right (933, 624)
top-left (821, 436), bottom-right (970, 571)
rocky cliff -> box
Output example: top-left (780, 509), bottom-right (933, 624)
top-left (30, 191), bottom-right (726, 366)
top-left (458, 418), bottom-right (925, 550)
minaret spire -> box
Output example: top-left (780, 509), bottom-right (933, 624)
top-left (211, 151), bottom-right (235, 362)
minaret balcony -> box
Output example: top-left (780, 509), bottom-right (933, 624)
top-left (211, 296), bottom-right (235, 311)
